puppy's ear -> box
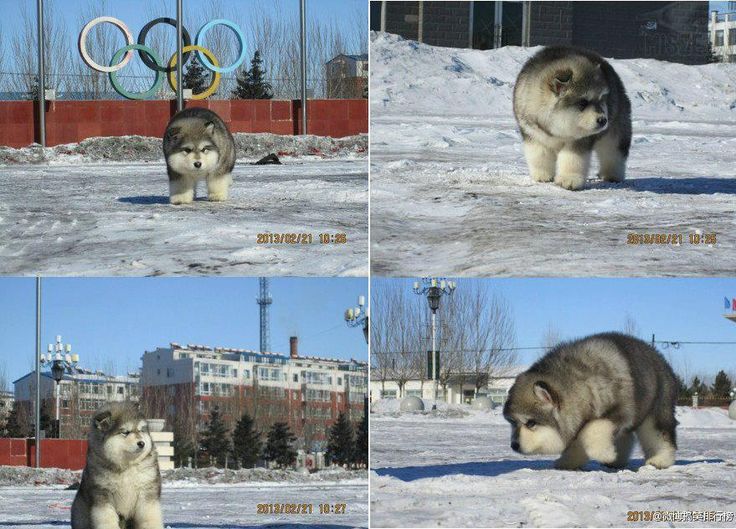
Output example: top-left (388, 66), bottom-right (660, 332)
top-left (533, 381), bottom-right (559, 408)
top-left (93, 410), bottom-right (113, 432)
top-left (165, 126), bottom-right (181, 141)
top-left (204, 121), bottom-right (215, 135)
top-left (550, 69), bottom-right (572, 96)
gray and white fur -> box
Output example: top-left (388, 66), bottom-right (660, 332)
top-left (163, 107), bottom-right (236, 204)
top-left (71, 402), bottom-right (163, 529)
top-left (503, 333), bottom-right (677, 470)
top-left (513, 46), bottom-right (632, 190)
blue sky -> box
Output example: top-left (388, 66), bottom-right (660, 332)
top-left (0, 277), bottom-right (368, 385)
top-left (373, 278), bottom-right (736, 381)
top-left (0, 0), bottom-right (367, 72)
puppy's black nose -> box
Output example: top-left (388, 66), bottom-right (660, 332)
top-left (193, 161), bottom-right (202, 168)
top-left (597, 117), bottom-right (608, 127)
top-left (511, 441), bottom-right (520, 452)
top-left (137, 441), bottom-right (145, 448)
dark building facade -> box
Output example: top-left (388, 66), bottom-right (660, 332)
top-left (370, 1), bottom-right (711, 64)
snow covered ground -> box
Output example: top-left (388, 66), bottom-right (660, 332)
top-left (0, 134), bottom-right (367, 276)
top-left (370, 402), bottom-right (736, 528)
top-left (370, 32), bottom-right (736, 276)
top-left (0, 468), bottom-right (368, 528)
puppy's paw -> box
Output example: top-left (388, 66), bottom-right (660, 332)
top-left (554, 457), bottom-right (585, 471)
top-left (207, 193), bottom-right (228, 202)
top-left (599, 172), bottom-right (625, 183)
top-left (644, 452), bottom-right (675, 469)
top-left (555, 173), bottom-right (586, 191)
top-left (170, 195), bottom-right (193, 205)
top-left (530, 169), bottom-right (555, 183)
top-left (586, 444), bottom-right (617, 465)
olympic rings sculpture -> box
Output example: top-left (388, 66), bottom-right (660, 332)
top-left (78, 16), bottom-right (247, 100)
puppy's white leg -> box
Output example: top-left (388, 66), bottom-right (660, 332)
top-left (595, 134), bottom-right (626, 183)
top-left (555, 147), bottom-right (591, 191)
top-left (169, 177), bottom-right (195, 205)
top-left (636, 416), bottom-right (676, 469)
top-left (578, 419), bottom-right (617, 464)
top-left (90, 504), bottom-right (120, 528)
top-left (523, 141), bottom-right (556, 183)
top-left (134, 499), bottom-right (164, 529)
top-left (605, 431), bottom-right (634, 469)
top-left (207, 173), bottom-right (231, 202)
top-left (554, 437), bottom-right (588, 470)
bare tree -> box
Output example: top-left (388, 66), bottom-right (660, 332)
top-left (621, 313), bottom-right (641, 337)
top-left (11, 1), bottom-right (72, 97)
top-left (540, 323), bottom-right (563, 352)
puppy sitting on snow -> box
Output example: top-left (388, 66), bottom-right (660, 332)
top-left (71, 402), bottom-right (163, 529)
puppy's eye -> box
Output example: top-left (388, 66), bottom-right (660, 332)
top-left (183, 148), bottom-right (192, 154)
top-left (525, 420), bottom-right (537, 429)
top-left (577, 99), bottom-right (588, 110)
top-left (202, 147), bottom-right (210, 153)
top-left (121, 430), bottom-right (130, 437)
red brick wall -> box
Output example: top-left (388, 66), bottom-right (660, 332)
top-left (0, 99), bottom-right (368, 148)
top-left (0, 438), bottom-right (87, 470)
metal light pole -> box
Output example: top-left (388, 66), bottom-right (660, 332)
top-left (413, 278), bottom-right (456, 404)
top-left (36, 0), bottom-right (46, 146)
top-left (176, 0), bottom-right (184, 111)
top-left (344, 295), bottom-right (368, 344)
top-left (34, 278), bottom-right (41, 467)
top-left (42, 336), bottom-right (78, 438)
top-left (299, 0), bottom-right (308, 134)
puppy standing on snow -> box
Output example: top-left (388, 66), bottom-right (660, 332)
top-left (513, 46), bottom-right (632, 190)
top-left (71, 402), bottom-right (163, 529)
top-left (163, 107), bottom-right (236, 204)
top-left (503, 332), bottom-right (678, 470)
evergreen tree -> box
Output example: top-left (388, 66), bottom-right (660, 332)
top-left (40, 401), bottom-right (53, 437)
top-left (4, 406), bottom-right (27, 438)
top-left (232, 412), bottom-right (262, 469)
top-left (263, 422), bottom-right (297, 468)
top-left (354, 414), bottom-right (368, 468)
top-left (674, 373), bottom-right (690, 400)
top-left (199, 406), bottom-right (230, 467)
top-left (690, 376), bottom-right (708, 396)
top-left (173, 424), bottom-right (197, 468)
top-left (325, 412), bottom-right (355, 468)
top-left (231, 50), bottom-right (274, 99)
top-left (182, 58), bottom-right (209, 95)
top-left (711, 370), bottom-right (733, 399)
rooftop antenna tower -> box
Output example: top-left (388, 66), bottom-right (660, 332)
top-left (257, 278), bottom-right (272, 352)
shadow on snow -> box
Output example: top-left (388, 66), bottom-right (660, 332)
top-left (373, 458), bottom-right (726, 482)
top-left (588, 177), bottom-right (736, 195)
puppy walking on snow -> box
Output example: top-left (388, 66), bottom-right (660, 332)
top-left (513, 46), bottom-right (632, 190)
top-left (163, 107), bottom-right (236, 204)
top-left (503, 333), bottom-right (678, 470)
top-left (71, 402), bottom-right (163, 529)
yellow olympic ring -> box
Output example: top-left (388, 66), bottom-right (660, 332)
top-left (168, 45), bottom-right (221, 100)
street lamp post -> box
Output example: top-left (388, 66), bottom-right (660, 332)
top-left (344, 295), bottom-right (368, 344)
top-left (41, 336), bottom-right (78, 438)
top-left (413, 278), bottom-right (456, 404)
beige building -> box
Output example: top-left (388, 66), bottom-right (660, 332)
top-left (710, 10), bottom-right (736, 62)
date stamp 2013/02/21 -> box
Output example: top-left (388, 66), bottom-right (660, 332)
top-left (627, 233), bottom-right (716, 246)
top-left (256, 503), bottom-right (347, 515)
top-left (256, 233), bottom-right (347, 245)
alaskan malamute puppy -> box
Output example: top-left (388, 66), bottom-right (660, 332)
top-left (71, 403), bottom-right (163, 529)
top-left (503, 333), bottom-right (677, 470)
top-left (163, 107), bottom-right (236, 204)
top-left (513, 46), bottom-right (632, 190)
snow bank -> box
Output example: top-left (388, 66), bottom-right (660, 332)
top-left (677, 406), bottom-right (736, 428)
top-left (371, 31), bottom-right (736, 121)
top-left (0, 465), bottom-right (366, 488)
top-left (0, 133), bottom-right (368, 165)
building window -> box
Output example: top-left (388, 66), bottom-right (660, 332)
top-left (337, 377), bottom-right (342, 386)
top-left (118, 387), bottom-right (124, 394)
top-left (716, 30), bottom-right (725, 47)
top-left (293, 374), bottom-right (298, 382)
top-left (166, 368), bottom-right (174, 378)
top-left (730, 29), bottom-right (736, 46)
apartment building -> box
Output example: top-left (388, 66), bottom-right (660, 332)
top-left (141, 337), bottom-right (368, 450)
top-left (13, 367), bottom-right (139, 439)
top-left (710, 10), bottom-right (736, 62)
